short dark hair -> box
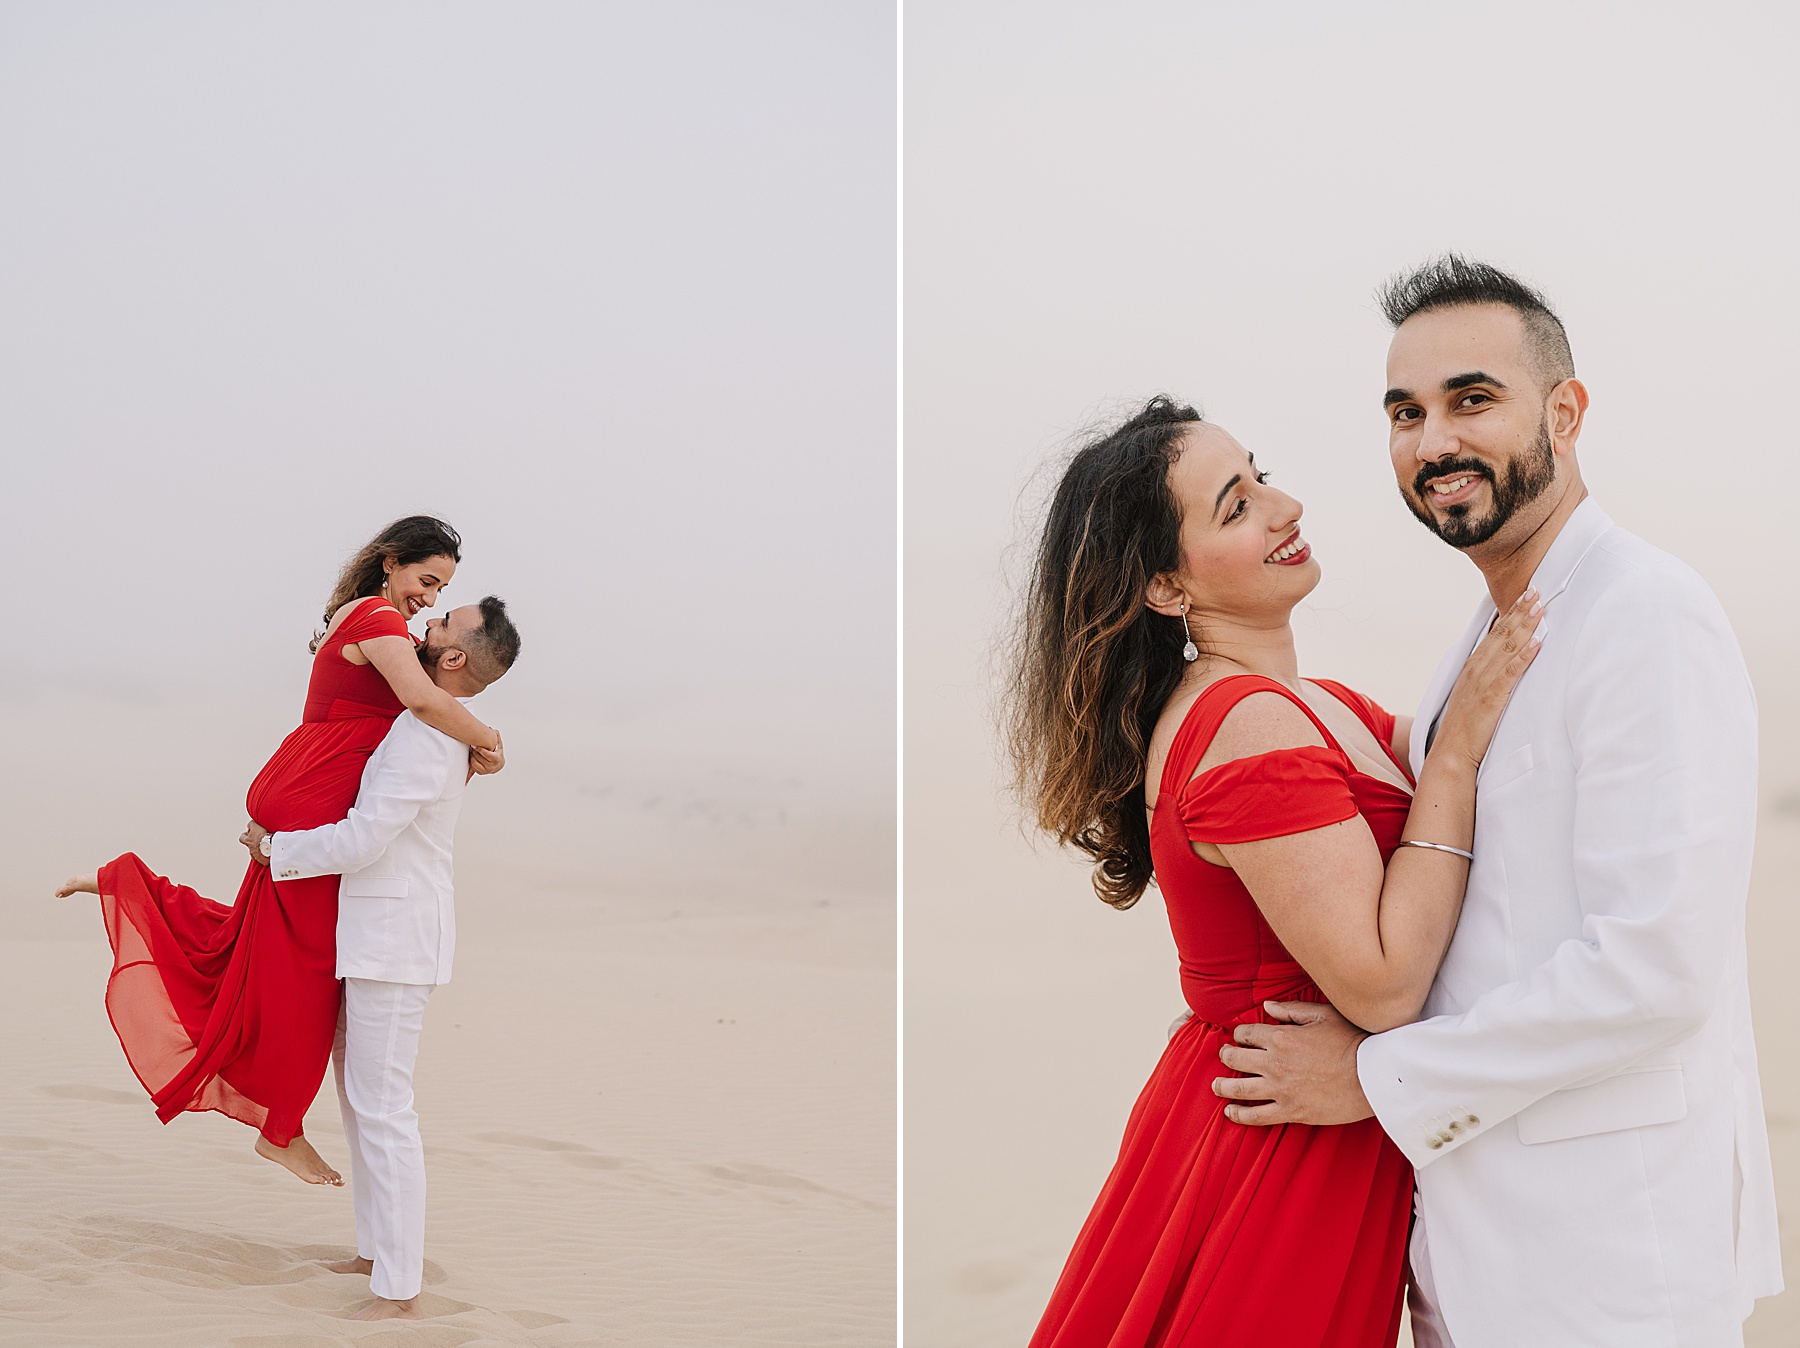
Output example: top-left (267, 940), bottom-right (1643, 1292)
top-left (1378, 254), bottom-right (1575, 393)
top-left (461, 596), bottom-right (521, 685)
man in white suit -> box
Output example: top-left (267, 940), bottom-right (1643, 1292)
top-left (1212, 256), bottom-right (1781, 1346)
top-left (242, 595), bottom-right (521, 1322)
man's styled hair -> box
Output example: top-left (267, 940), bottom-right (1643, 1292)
top-left (1378, 254), bottom-right (1575, 394)
top-left (461, 596), bottom-right (521, 685)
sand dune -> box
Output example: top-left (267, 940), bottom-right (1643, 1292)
top-left (0, 696), bottom-right (895, 1346)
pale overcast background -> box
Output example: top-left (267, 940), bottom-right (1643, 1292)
top-left (906, 4), bottom-right (1800, 1344)
top-left (0, 1), bottom-right (894, 733)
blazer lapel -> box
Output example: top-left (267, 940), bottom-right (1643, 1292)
top-left (1410, 498), bottom-right (1619, 780)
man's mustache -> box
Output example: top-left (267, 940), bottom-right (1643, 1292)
top-left (1413, 457), bottom-right (1494, 498)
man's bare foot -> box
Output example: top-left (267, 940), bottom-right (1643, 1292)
top-left (254, 1135), bottom-right (343, 1186)
top-left (54, 875), bottom-right (98, 899)
top-left (348, 1296), bottom-right (423, 1320)
top-left (325, 1256), bottom-right (374, 1275)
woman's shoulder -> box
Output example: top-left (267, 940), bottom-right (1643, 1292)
top-left (1195, 681), bottom-right (1328, 771)
top-left (1150, 674), bottom-right (1328, 802)
top-left (322, 595), bottom-right (408, 647)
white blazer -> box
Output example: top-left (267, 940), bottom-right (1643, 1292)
top-left (1357, 500), bottom-right (1781, 1346)
top-left (269, 707), bottom-right (470, 986)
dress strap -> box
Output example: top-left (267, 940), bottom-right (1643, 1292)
top-left (1157, 674), bottom-right (1350, 805)
top-left (328, 595), bottom-right (408, 648)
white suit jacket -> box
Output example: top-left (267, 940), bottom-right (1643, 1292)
top-left (268, 707), bottom-right (470, 986)
top-left (1357, 500), bottom-right (1780, 1346)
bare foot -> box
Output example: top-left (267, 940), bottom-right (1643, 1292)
top-left (254, 1135), bottom-right (343, 1186)
top-left (55, 874), bottom-right (98, 899)
top-left (325, 1256), bottom-right (374, 1275)
top-left (348, 1296), bottom-right (423, 1320)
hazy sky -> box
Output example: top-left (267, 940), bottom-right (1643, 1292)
top-left (0, 2), bottom-right (895, 735)
top-left (908, 1), bottom-right (1800, 710)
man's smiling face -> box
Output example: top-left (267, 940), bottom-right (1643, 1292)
top-left (1384, 303), bottom-right (1563, 552)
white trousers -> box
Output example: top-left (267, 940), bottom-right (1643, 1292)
top-left (332, 978), bottom-right (433, 1301)
top-left (1407, 1194), bottom-right (1457, 1348)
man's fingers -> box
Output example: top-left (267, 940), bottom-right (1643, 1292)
top-left (1232, 1021), bottom-right (1276, 1048)
top-left (1216, 1044), bottom-right (1263, 1074)
top-left (1223, 1101), bottom-right (1287, 1127)
top-left (1264, 999), bottom-right (1325, 1025)
top-left (1212, 1073), bottom-right (1270, 1100)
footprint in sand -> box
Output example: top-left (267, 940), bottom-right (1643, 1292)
top-left (502, 1308), bottom-right (571, 1328)
top-left (697, 1161), bottom-right (883, 1209)
top-left (36, 1083), bottom-right (143, 1105)
top-left (474, 1132), bottom-right (629, 1169)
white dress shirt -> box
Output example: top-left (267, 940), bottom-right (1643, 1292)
top-left (269, 706), bottom-right (470, 986)
top-left (1357, 500), bottom-right (1780, 1346)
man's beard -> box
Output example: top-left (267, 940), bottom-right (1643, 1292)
top-left (416, 638), bottom-right (442, 668)
top-left (1404, 419), bottom-right (1556, 550)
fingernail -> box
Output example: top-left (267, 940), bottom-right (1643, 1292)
top-left (1530, 625), bottom-right (1546, 646)
top-left (1529, 599), bottom-right (1544, 616)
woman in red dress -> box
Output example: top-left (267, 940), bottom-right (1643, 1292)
top-left (58, 516), bottom-right (504, 1185)
top-left (1006, 399), bottom-right (1542, 1346)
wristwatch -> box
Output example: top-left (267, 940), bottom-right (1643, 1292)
top-left (259, 833), bottom-right (273, 858)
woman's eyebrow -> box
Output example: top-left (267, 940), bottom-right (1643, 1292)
top-left (1211, 474), bottom-right (1242, 519)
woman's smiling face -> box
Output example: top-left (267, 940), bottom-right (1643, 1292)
top-left (383, 554), bottom-right (457, 619)
top-left (1163, 422), bottom-right (1319, 621)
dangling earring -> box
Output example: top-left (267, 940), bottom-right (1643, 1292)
top-left (1180, 602), bottom-right (1199, 663)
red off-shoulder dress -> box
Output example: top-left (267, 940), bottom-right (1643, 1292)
top-left (1028, 675), bottom-right (1417, 1348)
top-left (97, 597), bottom-right (413, 1146)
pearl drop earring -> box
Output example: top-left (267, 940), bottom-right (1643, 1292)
top-left (1180, 602), bottom-right (1199, 662)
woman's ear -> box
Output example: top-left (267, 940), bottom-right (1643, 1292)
top-left (1144, 572), bottom-right (1188, 619)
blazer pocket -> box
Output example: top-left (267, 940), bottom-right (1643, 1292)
top-left (1480, 742), bottom-right (1535, 792)
top-left (1516, 1063), bottom-right (1687, 1145)
top-left (341, 874), bottom-right (409, 899)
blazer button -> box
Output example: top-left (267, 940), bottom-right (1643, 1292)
top-left (1465, 1115), bottom-right (1480, 1127)
top-left (1447, 1120), bottom-right (1462, 1133)
top-left (1426, 1136), bottom-right (1444, 1149)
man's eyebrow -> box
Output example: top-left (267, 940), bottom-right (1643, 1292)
top-left (1444, 371), bottom-right (1507, 392)
top-left (1383, 387), bottom-right (1412, 410)
top-left (1212, 473), bottom-right (1242, 519)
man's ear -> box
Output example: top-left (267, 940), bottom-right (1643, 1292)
top-left (1144, 572), bottom-right (1188, 619)
top-left (437, 646), bottom-right (468, 671)
top-left (1549, 378), bottom-right (1589, 455)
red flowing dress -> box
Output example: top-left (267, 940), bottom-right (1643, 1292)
top-left (96, 596), bottom-right (412, 1146)
top-left (1029, 675), bottom-right (1417, 1348)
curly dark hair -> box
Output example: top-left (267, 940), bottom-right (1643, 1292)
top-left (311, 515), bottom-right (463, 653)
top-left (1004, 396), bottom-right (1202, 909)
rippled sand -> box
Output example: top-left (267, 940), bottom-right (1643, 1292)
top-left (0, 697), bottom-right (894, 1346)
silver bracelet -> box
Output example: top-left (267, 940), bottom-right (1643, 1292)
top-left (1400, 839), bottom-right (1474, 861)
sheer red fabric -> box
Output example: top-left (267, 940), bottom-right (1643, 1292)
top-left (1029, 675), bottom-right (1417, 1348)
top-left (97, 597), bottom-right (411, 1146)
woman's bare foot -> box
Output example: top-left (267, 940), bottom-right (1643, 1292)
top-left (325, 1256), bottom-right (374, 1275)
top-left (54, 875), bottom-right (98, 899)
top-left (254, 1135), bottom-right (343, 1186)
top-left (348, 1296), bottom-right (422, 1321)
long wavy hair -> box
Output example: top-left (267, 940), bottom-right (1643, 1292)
top-left (311, 515), bottom-right (464, 653)
top-left (1004, 396), bottom-right (1202, 909)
